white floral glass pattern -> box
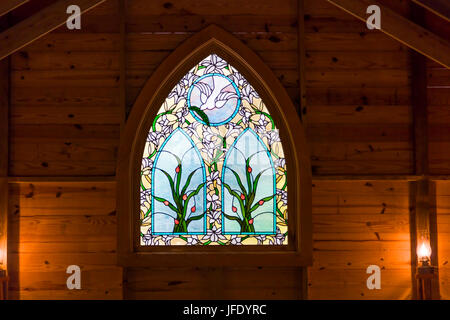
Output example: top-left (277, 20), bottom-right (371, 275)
top-left (140, 54), bottom-right (288, 246)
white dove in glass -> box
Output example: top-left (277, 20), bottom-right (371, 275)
top-left (188, 73), bottom-right (241, 126)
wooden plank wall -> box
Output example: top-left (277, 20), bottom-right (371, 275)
top-left (0, 15), bottom-right (9, 273)
top-left (304, 0), bottom-right (415, 299)
top-left (425, 7), bottom-right (450, 300)
top-left (429, 11), bottom-right (450, 297)
top-left (126, 267), bottom-right (303, 300)
top-left (8, 182), bottom-right (121, 299)
top-left (123, 0), bottom-right (304, 299)
top-left (310, 180), bottom-right (412, 299)
top-left (428, 62), bottom-right (450, 173)
top-left (124, 0), bottom-right (300, 113)
top-left (9, 2), bottom-right (120, 176)
top-left (436, 181), bottom-right (450, 300)
top-left (5, 0), bottom-right (448, 300)
top-left (7, 0), bottom-right (122, 299)
top-left (305, 0), bottom-right (413, 175)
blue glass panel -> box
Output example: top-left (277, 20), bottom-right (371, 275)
top-left (221, 128), bottom-right (276, 234)
top-left (151, 128), bottom-right (207, 235)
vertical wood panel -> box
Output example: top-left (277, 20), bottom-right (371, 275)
top-left (0, 15), bottom-right (10, 273)
top-left (408, 182), bottom-right (418, 299)
top-left (0, 179), bottom-right (7, 270)
top-left (0, 25), bottom-right (9, 177)
top-left (298, 0), bottom-right (307, 123)
top-left (298, 0), bottom-right (308, 299)
top-left (436, 181), bottom-right (450, 299)
top-left (410, 2), bottom-right (440, 299)
top-left (119, 0), bottom-right (126, 124)
top-left (411, 3), bottom-right (428, 176)
top-left (118, 0), bottom-right (126, 299)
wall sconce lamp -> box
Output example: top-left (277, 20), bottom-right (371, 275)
top-left (416, 239), bottom-right (436, 300)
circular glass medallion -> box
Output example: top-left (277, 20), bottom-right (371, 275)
top-left (187, 73), bottom-right (241, 126)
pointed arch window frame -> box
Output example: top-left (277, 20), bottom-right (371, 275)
top-left (117, 25), bottom-right (312, 267)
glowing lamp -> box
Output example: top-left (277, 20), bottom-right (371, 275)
top-left (417, 241), bottom-right (432, 265)
top-left (415, 239), bottom-right (436, 300)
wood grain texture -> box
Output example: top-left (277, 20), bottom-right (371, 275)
top-left (326, 0), bottom-right (450, 68)
top-left (303, 0), bottom-right (414, 176)
top-left (298, 0), bottom-right (307, 121)
top-left (0, 0), bottom-right (107, 60)
top-left (0, 43), bottom-right (9, 271)
top-left (309, 180), bottom-right (412, 299)
top-left (4, 0), bottom-right (450, 300)
top-left (428, 67), bottom-right (450, 174)
top-left (411, 21), bottom-right (429, 175)
top-left (0, 179), bottom-right (7, 269)
top-left (0, 57), bottom-right (8, 177)
top-left (0, 0), bottom-right (28, 17)
top-left (435, 181), bottom-right (450, 299)
top-left (409, 4), bottom-right (440, 299)
top-left (411, 0), bottom-right (450, 22)
top-left (7, 182), bottom-right (122, 299)
top-left (126, 267), bottom-right (303, 300)
top-left (117, 24), bottom-right (311, 270)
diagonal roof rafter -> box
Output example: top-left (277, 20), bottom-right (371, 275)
top-left (326, 0), bottom-right (450, 68)
top-left (0, 0), bottom-right (29, 18)
top-left (411, 0), bottom-right (450, 23)
top-left (0, 0), bottom-right (106, 61)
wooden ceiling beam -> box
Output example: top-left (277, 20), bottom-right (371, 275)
top-left (411, 0), bottom-right (450, 22)
top-left (0, 0), bottom-right (29, 17)
top-left (0, 0), bottom-right (106, 61)
top-left (326, 0), bottom-right (450, 68)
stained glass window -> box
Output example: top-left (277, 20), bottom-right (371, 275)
top-left (140, 54), bottom-right (288, 246)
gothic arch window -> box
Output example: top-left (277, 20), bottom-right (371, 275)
top-left (118, 25), bottom-right (311, 265)
top-left (140, 54), bottom-right (287, 246)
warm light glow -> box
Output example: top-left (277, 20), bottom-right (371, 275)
top-left (417, 241), bottom-right (432, 262)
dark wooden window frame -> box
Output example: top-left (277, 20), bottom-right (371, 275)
top-left (117, 25), bottom-right (312, 267)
